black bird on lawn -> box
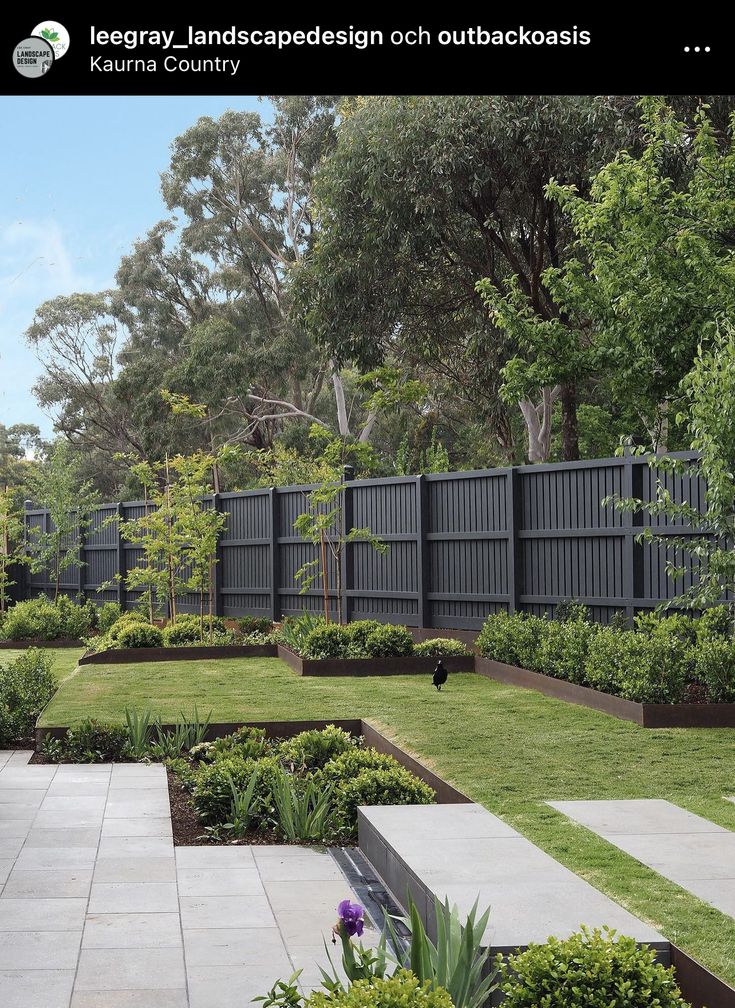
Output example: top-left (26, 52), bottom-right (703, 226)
top-left (432, 660), bottom-right (448, 691)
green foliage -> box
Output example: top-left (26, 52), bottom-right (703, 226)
top-left (332, 766), bottom-right (435, 837)
top-left (275, 613), bottom-right (325, 652)
top-left (124, 705), bottom-right (155, 758)
top-left (584, 628), bottom-right (691, 703)
top-left (318, 747), bottom-right (401, 783)
top-left (692, 638), bottom-right (735, 702)
top-left (413, 638), bottom-right (473, 657)
top-left (97, 602), bottom-right (122, 635)
top-left (270, 770), bottom-right (337, 842)
top-left (345, 620), bottom-right (383, 651)
top-left (278, 725), bottom-right (355, 771)
top-left (307, 970), bottom-right (452, 1008)
top-left (302, 623), bottom-right (352, 659)
top-left (0, 488), bottom-right (27, 614)
top-left (554, 599), bottom-right (590, 623)
top-left (196, 725), bottom-right (268, 763)
top-left (148, 706), bottom-right (211, 758)
top-left (697, 605), bottom-right (732, 641)
top-left (535, 618), bottom-right (599, 685)
top-left (497, 926), bottom-right (690, 1008)
top-left (386, 898), bottom-right (496, 1008)
top-left (114, 622), bottom-right (164, 649)
top-left (63, 718), bottom-right (130, 762)
top-left (476, 612), bottom-right (548, 670)
top-left (25, 442), bottom-right (99, 603)
top-left (163, 614), bottom-right (227, 646)
top-left (0, 595), bottom-right (95, 641)
top-left (0, 648), bottom-right (56, 743)
top-left (634, 611), bottom-right (699, 645)
top-left (238, 615), bottom-right (273, 635)
top-left (364, 624), bottom-right (414, 658)
top-left (192, 755), bottom-right (280, 825)
top-left (213, 767), bottom-right (262, 839)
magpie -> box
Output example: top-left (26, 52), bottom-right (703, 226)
top-left (432, 660), bottom-right (448, 691)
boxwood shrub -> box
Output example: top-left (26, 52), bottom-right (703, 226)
top-left (302, 623), bottom-right (352, 659)
top-left (278, 724), bottom-right (355, 771)
top-left (364, 623), bottom-right (414, 657)
top-left (0, 595), bottom-right (96, 641)
top-left (0, 648), bottom-right (56, 744)
top-left (413, 638), bottom-right (473, 657)
top-left (497, 926), bottom-right (690, 1008)
top-left (114, 622), bottom-right (165, 649)
top-left (307, 971), bottom-right (453, 1008)
top-left (332, 765), bottom-right (435, 835)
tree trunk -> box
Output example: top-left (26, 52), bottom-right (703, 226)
top-left (560, 382), bottom-right (580, 461)
top-left (332, 367), bottom-right (350, 437)
top-left (518, 386), bottom-right (559, 463)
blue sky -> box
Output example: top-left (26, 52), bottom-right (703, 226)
top-left (0, 95), bottom-right (263, 436)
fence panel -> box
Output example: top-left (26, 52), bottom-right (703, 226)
top-left (20, 452), bottom-right (705, 629)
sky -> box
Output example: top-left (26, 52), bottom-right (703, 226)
top-left (0, 94), bottom-right (263, 437)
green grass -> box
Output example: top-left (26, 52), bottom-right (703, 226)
top-left (41, 655), bottom-right (735, 986)
top-left (2, 647), bottom-right (84, 686)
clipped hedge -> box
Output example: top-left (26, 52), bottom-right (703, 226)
top-left (477, 606), bottom-right (735, 704)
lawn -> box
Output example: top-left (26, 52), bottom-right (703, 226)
top-left (2, 647), bottom-right (84, 686)
top-left (42, 654), bottom-right (735, 986)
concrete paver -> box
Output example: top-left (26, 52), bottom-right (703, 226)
top-left (549, 798), bottom-right (735, 919)
top-left (0, 750), bottom-right (378, 1006)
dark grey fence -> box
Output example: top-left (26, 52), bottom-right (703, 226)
top-left (20, 451), bottom-right (705, 630)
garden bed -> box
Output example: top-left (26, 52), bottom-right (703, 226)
top-left (276, 644), bottom-right (474, 677)
top-left (476, 657), bottom-right (735, 728)
top-left (78, 643), bottom-right (278, 664)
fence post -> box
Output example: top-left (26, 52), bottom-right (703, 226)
top-left (505, 467), bottom-right (523, 614)
top-left (622, 450), bottom-right (645, 626)
top-left (23, 500), bottom-right (32, 601)
top-left (415, 475), bottom-right (431, 629)
top-left (341, 467), bottom-right (354, 626)
top-left (116, 503), bottom-right (126, 611)
top-left (269, 488), bottom-right (280, 623)
top-left (212, 494), bottom-right (225, 618)
top-left (77, 509), bottom-right (86, 600)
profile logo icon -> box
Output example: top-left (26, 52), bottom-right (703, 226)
top-left (12, 36), bottom-right (55, 77)
top-left (31, 21), bottom-right (70, 59)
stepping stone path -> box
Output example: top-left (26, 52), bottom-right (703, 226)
top-left (358, 802), bottom-right (666, 954)
top-left (0, 750), bottom-right (377, 1008)
top-left (548, 799), bottom-right (735, 919)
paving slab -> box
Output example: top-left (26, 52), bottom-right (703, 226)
top-left (0, 968), bottom-right (75, 1008)
top-left (549, 799), bottom-right (729, 836)
top-left (0, 761), bottom-right (370, 1008)
top-left (83, 913), bottom-right (183, 949)
top-left (359, 802), bottom-right (667, 953)
top-left (549, 798), bottom-right (735, 919)
top-left (75, 947), bottom-right (187, 990)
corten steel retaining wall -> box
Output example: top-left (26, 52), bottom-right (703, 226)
top-left (21, 451), bottom-right (709, 630)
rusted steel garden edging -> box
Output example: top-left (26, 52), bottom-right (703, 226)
top-left (670, 945), bottom-right (735, 1008)
top-left (34, 717), bottom-right (469, 804)
top-left (0, 638), bottom-right (85, 649)
top-left (276, 645), bottom-right (473, 677)
top-left (78, 643), bottom-right (279, 665)
top-left (475, 657), bottom-right (735, 728)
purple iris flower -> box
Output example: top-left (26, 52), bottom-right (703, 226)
top-left (337, 898), bottom-right (365, 937)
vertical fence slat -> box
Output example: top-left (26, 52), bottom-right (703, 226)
top-left (269, 488), bottom-right (279, 623)
top-left (415, 475), bottom-right (430, 628)
top-left (116, 503), bottom-right (126, 611)
top-left (506, 467), bottom-right (522, 614)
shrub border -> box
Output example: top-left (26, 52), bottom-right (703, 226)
top-left (276, 644), bottom-right (474, 677)
top-left (34, 717), bottom-right (469, 805)
top-left (475, 657), bottom-right (735, 728)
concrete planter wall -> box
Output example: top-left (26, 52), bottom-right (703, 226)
top-left (475, 657), bottom-right (735, 728)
